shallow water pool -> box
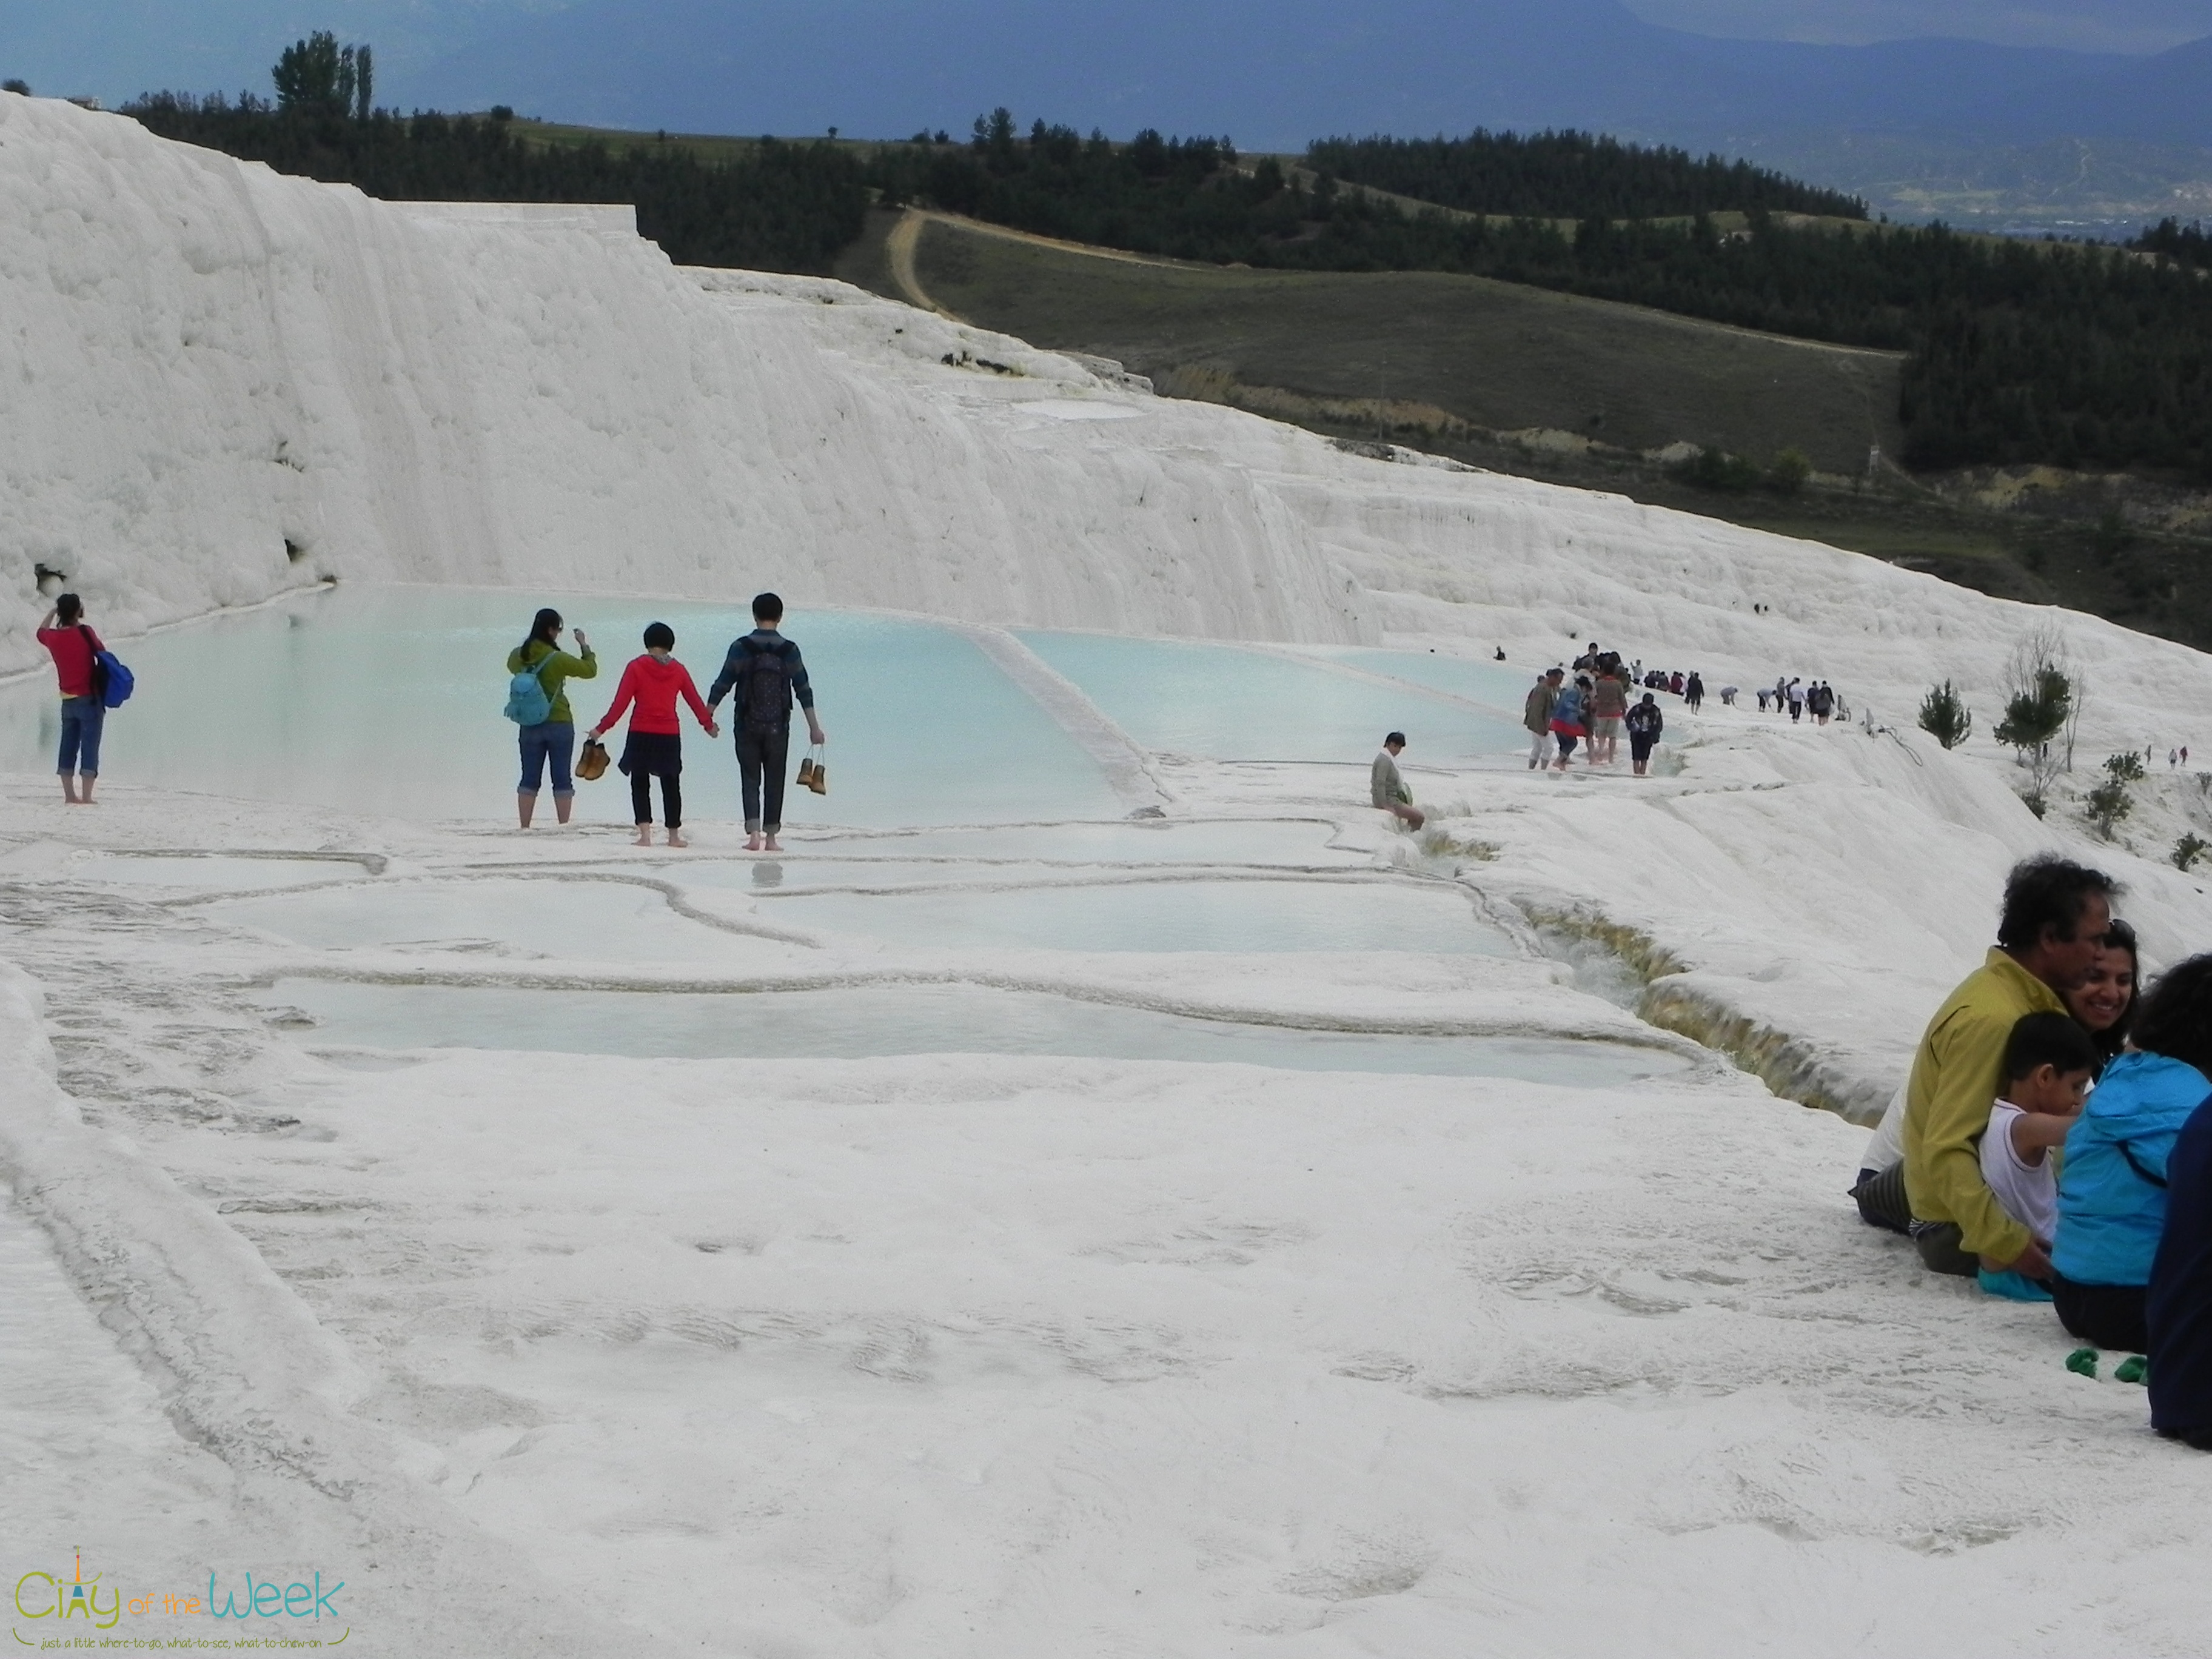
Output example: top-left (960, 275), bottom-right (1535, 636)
top-left (208, 879), bottom-right (792, 964)
top-left (263, 977), bottom-right (1688, 1084)
top-left (1017, 631), bottom-right (1525, 761)
top-left (1307, 648), bottom-right (1537, 713)
top-left (75, 853), bottom-right (376, 891)
top-left (206, 868), bottom-right (1510, 957)
top-left (748, 819), bottom-right (1375, 868)
top-left (757, 876), bottom-right (1515, 954)
top-left (0, 588), bottom-right (1119, 826)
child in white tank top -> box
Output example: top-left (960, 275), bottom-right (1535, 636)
top-left (1978, 1011), bottom-right (2097, 1299)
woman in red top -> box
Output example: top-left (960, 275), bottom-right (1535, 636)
top-left (589, 623), bottom-right (718, 847)
top-left (35, 594), bottom-right (105, 804)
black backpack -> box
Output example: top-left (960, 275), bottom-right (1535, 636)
top-left (740, 640), bottom-right (791, 732)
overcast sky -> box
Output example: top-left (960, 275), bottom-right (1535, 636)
top-left (7, 1), bottom-right (2208, 106)
top-left (1626, 0), bottom-right (2212, 53)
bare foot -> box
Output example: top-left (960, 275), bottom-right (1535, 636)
top-left (633, 828), bottom-right (654, 846)
top-left (763, 834), bottom-right (782, 852)
top-left (745, 835), bottom-right (764, 852)
top-left (666, 831), bottom-right (688, 848)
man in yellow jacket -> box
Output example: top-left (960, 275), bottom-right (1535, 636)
top-left (1903, 855), bottom-right (2117, 1278)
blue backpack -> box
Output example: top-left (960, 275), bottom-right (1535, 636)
top-left (504, 648), bottom-right (560, 726)
top-left (82, 626), bottom-right (133, 709)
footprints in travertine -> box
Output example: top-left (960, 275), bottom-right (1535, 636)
top-left (1463, 1195), bottom-right (1806, 1323)
top-left (1082, 1218), bottom-right (1314, 1269)
top-left (1274, 1531), bottom-right (1435, 1602)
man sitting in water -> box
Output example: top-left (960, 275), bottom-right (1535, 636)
top-left (1372, 732), bottom-right (1425, 831)
top-left (1902, 856), bottom-right (2117, 1281)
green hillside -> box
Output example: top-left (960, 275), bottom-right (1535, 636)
top-left (838, 208), bottom-right (2212, 646)
top-left (843, 209), bottom-right (1901, 474)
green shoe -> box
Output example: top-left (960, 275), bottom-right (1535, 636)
top-left (2066, 1347), bottom-right (2099, 1378)
top-left (2115, 1355), bottom-right (2150, 1386)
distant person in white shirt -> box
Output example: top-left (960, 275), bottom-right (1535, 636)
top-left (1372, 732), bottom-right (1425, 831)
top-left (1977, 1011), bottom-right (2097, 1301)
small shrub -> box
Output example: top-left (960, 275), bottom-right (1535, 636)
top-left (2175, 833), bottom-right (2210, 871)
top-left (1917, 680), bottom-right (1972, 749)
top-left (2, 78), bottom-right (30, 96)
top-left (1766, 446), bottom-right (1812, 494)
top-left (1995, 671), bottom-right (2071, 751)
top-left (1667, 446), bottom-right (1762, 493)
top-left (2084, 751), bottom-right (2145, 837)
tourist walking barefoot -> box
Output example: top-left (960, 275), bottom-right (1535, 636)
top-left (1589, 665), bottom-right (1627, 764)
top-left (707, 592), bottom-right (825, 853)
top-left (506, 608), bottom-right (595, 829)
top-left (589, 623), bottom-right (717, 848)
top-left (1625, 692), bottom-right (1664, 776)
top-left (1523, 667), bottom-right (1563, 769)
top-left (35, 593), bottom-right (106, 804)
top-left (1549, 675), bottom-right (1590, 771)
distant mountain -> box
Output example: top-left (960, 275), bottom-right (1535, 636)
top-left (1983, 32), bottom-right (2212, 149)
top-left (398, 1), bottom-right (2212, 192)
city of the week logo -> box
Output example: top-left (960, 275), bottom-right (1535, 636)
top-left (14, 1552), bottom-right (344, 1636)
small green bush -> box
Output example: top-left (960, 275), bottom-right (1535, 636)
top-left (1667, 446), bottom-right (1762, 493)
top-left (1917, 680), bottom-right (1972, 749)
top-left (2086, 776), bottom-right (2134, 839)
top-left (2084, 752), bottom-right (2146, 837)
top-left (1766, 447), bottom-right (1812, 494)
top-left (2175, 833), bottom-right (2210, 871)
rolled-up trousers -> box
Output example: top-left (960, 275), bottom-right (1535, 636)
top-left (737, 724), bottom-right (790, 834)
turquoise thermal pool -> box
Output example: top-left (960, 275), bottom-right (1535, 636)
top-left (1017, 631), bottom-right (1526, 760)
top-left (754, 876), bottom-right (1515, 953)
top-left (6, 586), bottom-right (1700, 1088)
top-left (0, 588), bottom-right (1121, 825)
top-left (207, 870), bottom-right (1512, 956)
top-left (260, 978), bottom-right (1689, 1085)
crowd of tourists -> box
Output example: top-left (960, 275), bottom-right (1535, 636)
top-left (1513, 646), bottom-right (1674, 779)
top-left (1504, 642), bottom-right (1849, 780)
top-left (1851, 856), bottom-right (2212, 1449)
top-left (1755, 676), bottom-right (1841, 722)
top-left (504, 592), bottom-right (826, 850)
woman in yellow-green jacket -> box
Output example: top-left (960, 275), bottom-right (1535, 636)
top-left (507, 607), bottom-right (597, 828)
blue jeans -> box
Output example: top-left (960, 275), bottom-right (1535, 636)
top-left (517, 722), bottom-right (575, 796)
top-left (58, 696), bottom-right (104, 777)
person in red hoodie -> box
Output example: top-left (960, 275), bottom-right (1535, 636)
top-left (35, 593), bottom-right (105, 805)
top-left (589, 623), bottom-right (718, 848)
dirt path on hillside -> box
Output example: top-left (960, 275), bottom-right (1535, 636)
top-left (886, 207), bottom-right (1202, 318)
top-left (890, 206), bottom-right (1896, 365)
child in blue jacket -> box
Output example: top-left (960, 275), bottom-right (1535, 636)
top-left (2054, 954), bottom-right (2212, 1353)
